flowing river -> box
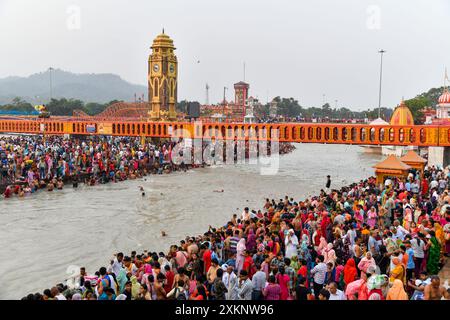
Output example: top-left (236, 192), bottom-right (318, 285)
top-left (0, 143), bottom-right (382, 299)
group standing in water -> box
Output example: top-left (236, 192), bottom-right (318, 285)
top-left (0, 135), bottom-right (195, 199)
top-left (1, 135), bottom-right (296, 199)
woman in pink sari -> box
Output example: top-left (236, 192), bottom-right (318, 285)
top-left (354, 209), bottom-right (364, 228)
top-left (357, 273), bottom-right (369, 300)
top-left (358, 252), bottom-right (376, 274)
top-left (140, 264), bottom-right (153, 288)
top-left (431, 209), bottom-right (446, 226)
top-left (324, 243), bottom-right (336, 266)
top-left (366, 206), bottom-right (377, 229)
top-left (317, 237), bottom-right (328, 256)
top-left (403, 207), bottom-right (413, 231)
top-left (263, 275), bottom-right (281, 300)
top-left (276, 266), bottom-right (290, 300)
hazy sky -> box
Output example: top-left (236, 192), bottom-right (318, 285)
top-left (0, 0), bottom-right (449, 110)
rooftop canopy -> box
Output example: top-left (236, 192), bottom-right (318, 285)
top-left (373, 155), bottom-right (411, 171)
top-left (399, 150), bottom-right (427, 164)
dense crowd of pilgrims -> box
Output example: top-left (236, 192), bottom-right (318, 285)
top-left (0, 135), bottom-right (295, 198)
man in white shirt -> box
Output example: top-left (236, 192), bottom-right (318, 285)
top-left (222, 265), bottom-right (237, 300)
top-left (241, 207), bottom-right (251, 222)
top-left (251, 264), bottom-right (266, 300)
top-left (410, 234), bottom-right (426, 276)
top-left (430, 179), bottom-right (438, 190)
top-left (111, 252), bottom-right (123, 276)
top-left (310, 255), bottom-right (327, 299)
top-left (328, 282), bottom-right (346, 300)
top-left (393, 221), bottom-right (409, 240)
top-left (51, 287), bottom-right (67, 300)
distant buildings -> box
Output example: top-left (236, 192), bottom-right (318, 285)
top-left (201, 81), bottom-right (254, 121)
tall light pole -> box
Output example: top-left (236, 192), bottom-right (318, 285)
top-left (377, 50), bottom-right (386, 119)
top-left (48, 67), bottom-right (54, 102)
top-left (222, 86), bottom-right (228, 117)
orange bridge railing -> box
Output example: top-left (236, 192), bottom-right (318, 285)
top-left (0, 118), bottom-right (449, 147)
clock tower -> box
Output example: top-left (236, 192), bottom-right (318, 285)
top-left (234, 81), bottom-right (249, 117)
top-left (148, 30), bottom-right (178, 120)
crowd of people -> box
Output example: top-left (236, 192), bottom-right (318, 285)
top-left (0, 135), bottom-right (191, 198)
top-left (1, 135), bottom-right (295, 199)
top-left (23, 163), bottom-right (450, 300)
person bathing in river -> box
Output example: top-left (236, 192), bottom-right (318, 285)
top-left (56, 178), bottom-right (64, 190)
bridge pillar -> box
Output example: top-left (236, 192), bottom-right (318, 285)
top-left (427, 146), bottom-right (450, 168)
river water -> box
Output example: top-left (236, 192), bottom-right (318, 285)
top-left (0, 143), bottom-right (382, 299)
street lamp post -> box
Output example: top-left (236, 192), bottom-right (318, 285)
top-left (48, 67), bottom-right (54, 102)
top-left (378, 50), bottom-right (386, 119)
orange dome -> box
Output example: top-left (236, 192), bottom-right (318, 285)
top-left (390, 100), bottom-right (414, 126)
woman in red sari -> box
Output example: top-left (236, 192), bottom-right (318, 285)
top-left (320, 212), bottom-right (331, 237)
top-left (242, 251), bottom-right (255, 279)
top-left (343, 258), bottom-right (358, 288)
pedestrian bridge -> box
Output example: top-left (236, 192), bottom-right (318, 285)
top-left (1, 117), bottom-right (450, 147)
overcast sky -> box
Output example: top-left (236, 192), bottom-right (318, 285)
top-left (0, 0), bottom-right (449, 110)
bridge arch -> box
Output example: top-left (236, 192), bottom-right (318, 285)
top-left (351, 127), bottom-right (357, 142)
top-left (316, 127), bottom-right (322, 140)
top-left (399, 128), bottom-right (405, 143)
top-left (389, 128), bottom-right (395, 142)
top-left (333, 127), bottom-right (338, 141)
top-left (420, 128), bottom-right (426, 144)
top-left (308, 127), bottom-right (314, 140)
top-left (324, 127), bottom-right (330, 141)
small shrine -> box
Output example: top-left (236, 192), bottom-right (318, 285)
top-left (399, 150), bottom-right (427, 173)
top-left (373, 155), bottom-right (411, 185)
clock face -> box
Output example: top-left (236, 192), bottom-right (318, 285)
top-left (169, 64), bottom-right (175, 73)
top-left (153, 64), bottom-right (159, 72)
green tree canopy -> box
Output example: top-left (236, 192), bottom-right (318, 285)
top-left (404, 97), bottom-right (430, 124)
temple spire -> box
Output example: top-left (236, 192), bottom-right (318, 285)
top-left (444, 67), bottom-right (449, 91)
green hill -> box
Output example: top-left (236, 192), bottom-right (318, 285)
top-left (0, 69), bottom-right (147, 105)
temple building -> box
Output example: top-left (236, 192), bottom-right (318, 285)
top-left (427, 85), bottom-right (450, 167)
top-left (200, 81), bottom-right (252, 121)
top-left (382, 100), bottom-right (417, 156)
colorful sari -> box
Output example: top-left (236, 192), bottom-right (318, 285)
top-left (386, 279), bottom-right (408, 300)
top-left (116, 268), bottom-right (128, 294)
top-left (389, 258), bottom-right (406, 285)
top-left (426, 236), bottom-right (441, 275)
top-left (343, 258), bottom-right (358, 286)
top-left (435, 223), bottom-right (445, 253)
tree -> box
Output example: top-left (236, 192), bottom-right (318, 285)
top-left (85, 102), bottom-right (107, 115)
top-left (404, 97), bottom-right (430, 124)
top-left (0, 97), bottom-right (34, 113)
top-left (417, 86), bottom-right (445, 106)
top-left (176, 100), bottom-right (200, 113)
top-left (321, 103), bottom-right (332, 118)
top-left (46, 98), bottom-right (85, 116)
top-left (276, 97), bottom-right (303, 118)
top-left (254, 103), bottom-right (270, 117)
